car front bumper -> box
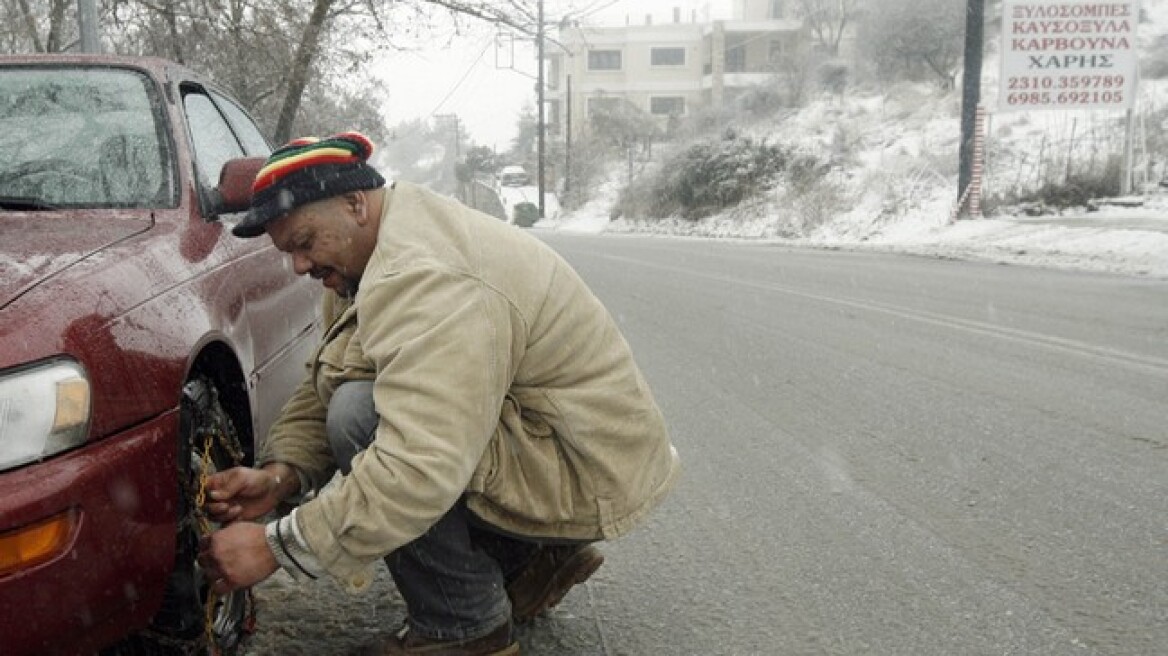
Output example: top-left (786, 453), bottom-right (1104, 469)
top-left (0, 411), bottom-right (180, 655)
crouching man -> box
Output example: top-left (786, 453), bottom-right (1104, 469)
top-left (197, 132), bottom-right (680, 655)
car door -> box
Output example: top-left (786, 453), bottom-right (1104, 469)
top-left (181, 84), bottom-right (320, 443)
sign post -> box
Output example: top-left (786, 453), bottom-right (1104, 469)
top-left (957, 0), bottom-right (986, 219)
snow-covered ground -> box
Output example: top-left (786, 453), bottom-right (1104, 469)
top-left (536, 1), bottom-right (1168, 280)
top-left (541, 180), bottom-right (1168, 279)
top-left (498, 184), bottom-right (561, 223)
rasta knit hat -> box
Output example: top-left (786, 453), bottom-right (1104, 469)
top-left (232, 131), bottom-right (386, 238)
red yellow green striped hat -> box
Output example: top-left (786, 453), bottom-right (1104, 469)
top-left (233, 131), bottom-right (386, 238)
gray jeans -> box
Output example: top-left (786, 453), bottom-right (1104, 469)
top-left (325, 381), bottom-right (540, 641)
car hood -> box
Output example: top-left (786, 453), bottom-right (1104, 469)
top-left (0, 214), bottom-right (152, 309)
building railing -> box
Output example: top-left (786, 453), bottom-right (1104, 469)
top-left (703, 62), bottom-right (780, 75)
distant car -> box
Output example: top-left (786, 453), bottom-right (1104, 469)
top-left (499, 165), bottom-right (530, 187)
top-left (0, 54), bottom-right (320, 655)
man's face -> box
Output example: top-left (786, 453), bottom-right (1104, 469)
top-left (265, 193), bottom-right (371, 297)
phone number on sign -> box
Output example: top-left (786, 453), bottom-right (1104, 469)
top-left (1007, 75), bottom-right (1125, 91)
top-left (1006, 90), bottom-right (1125, 106)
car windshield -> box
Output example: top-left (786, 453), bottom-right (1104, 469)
top-left (0, 67), bottom-right (176, 210)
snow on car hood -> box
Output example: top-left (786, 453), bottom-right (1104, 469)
top-left (0, 214), bottom-right (152, 309)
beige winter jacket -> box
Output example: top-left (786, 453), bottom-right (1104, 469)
top-left (259, 181), bottom-right (680, 588)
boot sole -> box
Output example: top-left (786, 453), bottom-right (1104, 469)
top-left (511, 547), bottom-right (605, 623)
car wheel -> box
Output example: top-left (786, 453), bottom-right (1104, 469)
top-left (103, 378), bottom-right (255, 655)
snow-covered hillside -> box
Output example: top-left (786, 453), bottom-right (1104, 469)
top-left (542, 0), bottom-right (1168, 279)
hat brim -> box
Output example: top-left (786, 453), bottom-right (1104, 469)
top-left (231, 163), bottom-right (385, 239)
top-left (232, 213), bottom-right (271, 238)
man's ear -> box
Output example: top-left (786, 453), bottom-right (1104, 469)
top-left (343, 191), bottom-right (368, 224)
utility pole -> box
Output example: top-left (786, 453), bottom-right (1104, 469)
top-left (564, 74), bottom-right (572, 200)
top-left (957, 0), bottom-right (985, 218)
top-left (453, 116), bottom-right (461, 159)
top-left (434, 113), bottom-right (462, 158)
top-left (434, 113), bottom-right (463, 198)
top-left (536, 0), bottom-right (546, 219)
top-left (77, 0), bottom-right (101, 53)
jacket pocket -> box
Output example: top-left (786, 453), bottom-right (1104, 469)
top-left (470, 395), bottom-right (579, 524)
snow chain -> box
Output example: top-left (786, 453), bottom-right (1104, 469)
top-left (193, 414), bottom-right (253, 656)
top-left (143, 403), bottom-right (253, 655)
top-left (195, 426), bottom-right (221, 654)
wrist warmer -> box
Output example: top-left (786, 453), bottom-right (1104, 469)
top-left (264, 510), bottom-right (323, 581)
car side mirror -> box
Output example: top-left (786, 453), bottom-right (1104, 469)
top-left (207, 156), bottom-right (265, 217)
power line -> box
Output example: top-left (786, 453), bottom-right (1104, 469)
top-left (571, 0), bottom-right (623, 22)
top-left (428, 39), bottom-right (494, 118)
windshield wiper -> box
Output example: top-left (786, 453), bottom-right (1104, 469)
top-left (0, 196), bottom-right (60, 210)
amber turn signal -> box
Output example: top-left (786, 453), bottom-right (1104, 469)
top-left (0, 509), bottom-right (79, 578)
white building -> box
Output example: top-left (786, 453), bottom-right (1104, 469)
top-left (543, 0), bottom-right (805, 140)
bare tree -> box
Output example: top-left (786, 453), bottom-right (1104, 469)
top-left (99, 0), bottom-right (535, 143)
top-left (5, 0), bottom-right (535, 150)
top-left (794, 0), bottom-right (859, 57)
top-left (7, 0), bottom-right (46, 51)
top-left (2, 0), bottom-right (73, 52)
top-left (272, 0), bottom-right (332, 141)
top-left (423, 0), bottom-right (535, 34)
top-left (380, 116), bottom-right (449, 187)
top-left (857, 0), bottom-right (964, 89)
top-left (270, 0), bottom-right (540, 141)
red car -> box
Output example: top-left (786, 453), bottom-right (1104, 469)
top-left (0, 55), bottom-right (319, 655)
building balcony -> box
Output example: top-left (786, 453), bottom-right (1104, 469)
top-left (701, 71), bottom-right (778, 89)
top-left (704, 19), bottom-right (803, 35)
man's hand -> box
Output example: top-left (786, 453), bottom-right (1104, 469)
top-left (197, 522), bottom-right (278, 594)
top-left (204, 465), bottom-right (291, 523)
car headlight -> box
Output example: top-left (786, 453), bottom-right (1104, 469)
top-left (0, 360), bottom-right (91, 472)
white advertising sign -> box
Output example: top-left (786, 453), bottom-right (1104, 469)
top-left (999, 0), bottom-right (1139, 111)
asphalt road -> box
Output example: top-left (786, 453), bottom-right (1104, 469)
top-left (243, 234), bottom-right (1167, 656)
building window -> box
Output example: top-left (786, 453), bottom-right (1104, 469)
top-left (546, 99), bottom-right (561, 136)
top-left (587, 96), bottom-right (621, 117)
top-left (587, 50), bottom-right (622, 71)
top-left (768, 40), bottom-right (783, 64)
top-left (650, 97), bottom-right (685, 116)
top-left (725, 45), bottom-right (746, 73)
top-left (547, 56), bottom-right (561, 90)
top-left (651, 47), bottom-right (686, 66)
top-left (769, 0), bottom-right (784, 19)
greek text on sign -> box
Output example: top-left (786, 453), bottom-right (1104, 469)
top-left (999, 0), bottom-right (1139, 111)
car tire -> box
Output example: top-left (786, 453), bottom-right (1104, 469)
top-left (102, 378), bottom-right (254, 655)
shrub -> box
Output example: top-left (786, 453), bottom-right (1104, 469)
top-left (1142, 35), bottom-right (1168, 79)
top-left (620, 130), bottom-right (796, 220)
top-left (512, 202), bottom-right (539, 227)
top-left (1013, 157), bottom-right (1124, 209)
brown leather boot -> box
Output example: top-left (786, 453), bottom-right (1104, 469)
top-left (505, 544), bottom-right (605, 623)
top-left (362, 619), bottom-right (519, 655)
